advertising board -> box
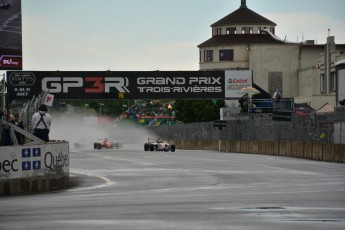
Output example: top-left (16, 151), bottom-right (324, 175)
top-left (0, 142), bottom-right (69, 180)
top-left (225, 70), bottom-right (253, 98)
top-left (0, 0), bottom-right (22, 70)
top-left (6, 71), bottom-right (227, 101)
top-left (220, 107), bottom-right (249, 120)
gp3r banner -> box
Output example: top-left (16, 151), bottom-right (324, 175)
top-left (6, 71), bottom-right (228, 100)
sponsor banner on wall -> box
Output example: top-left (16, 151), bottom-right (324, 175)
top-left (220, 107), bottom-right (249, 120)
top-left (0, 142), bottom-right (69, 179)
top-left (225, 70), bottom-right (253, 98)
top-left (6, 71), bottom-right (226, 101)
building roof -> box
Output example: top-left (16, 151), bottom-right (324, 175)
top-left (211, 5), bottom-right (277, 27)
top-left (198, 33), bottom-right (284, 48)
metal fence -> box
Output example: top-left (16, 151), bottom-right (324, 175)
top-left (12, 91), bottom-right (48, 133)
top-left (148, 110), bottom-right (345, 144)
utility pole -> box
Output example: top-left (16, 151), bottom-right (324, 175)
top-left (1, 74), bottom-right (6, 120)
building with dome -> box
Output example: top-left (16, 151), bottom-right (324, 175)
top-left (198, 0), bottom-right (345, 109)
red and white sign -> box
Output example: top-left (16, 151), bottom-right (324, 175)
top-left (225, 70), bottom-right (253, 98)
top-left (44, 93), bottom-right (55, 107)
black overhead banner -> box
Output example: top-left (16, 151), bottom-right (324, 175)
top-left (6, 71), bottom-right (226, 101)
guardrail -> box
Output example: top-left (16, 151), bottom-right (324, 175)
top-left (171, 139), bottom-right (345, 163)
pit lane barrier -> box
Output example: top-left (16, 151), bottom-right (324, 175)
top-left (172, 140), bottom-right (345, 163)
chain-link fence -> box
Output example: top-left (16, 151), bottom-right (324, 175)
top-left (148, 109), bottom-right (345, 144)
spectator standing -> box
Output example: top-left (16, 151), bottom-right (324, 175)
top-left (273, 89), bottom-right (282, 109)
top-left (0, 112), bottom-right (11, 146)
top-left (32, 104), bottom-right (51, 142)
top-left (240, 93), bottom-right (250, 113)
top-left (10, 112), bottom-right (25, 144)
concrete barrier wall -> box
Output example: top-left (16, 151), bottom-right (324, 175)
top-left (0, 141), bottom-right (69, 195)
top-left (173, 140), bottom-right (345, 164)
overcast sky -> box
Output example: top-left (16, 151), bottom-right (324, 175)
top-left (20, 0), bottom-right (345, 71)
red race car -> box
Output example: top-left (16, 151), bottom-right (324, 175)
top-left (93, 138), bottom-right (122, 150)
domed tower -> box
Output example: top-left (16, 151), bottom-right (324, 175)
top-left (211, 0), bottom-right (276, 36)
top-left (198, 0), bottom-right (281, 71)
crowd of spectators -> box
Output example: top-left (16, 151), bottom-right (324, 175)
top-left (123, 100), bottom-right (176, 126)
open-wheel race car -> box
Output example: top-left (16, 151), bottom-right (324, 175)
top-left (94, 138), bottom-right (122, 150)
top-left (144, 138), bottom-right (175, 152)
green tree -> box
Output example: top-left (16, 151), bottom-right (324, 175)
top-left (175, 100), bottom-right (220, 123)
top-left (64, 100), bottom-right (133, 116)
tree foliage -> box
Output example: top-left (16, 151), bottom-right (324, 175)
top-left (65, 100), bottom-right (133, 116)
top-left (174, 100), bottom-right (222, 123)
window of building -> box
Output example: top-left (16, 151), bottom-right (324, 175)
top-left (242, 27), bottom-right (253, 34)
top-left (270, 27), bottom-right (275, 34)
top-left (204, 50), bottom-right (213, 62)
top-left (226, 27), bottom-right (236, 34)
top-left (257, 27), bottom-right (261, 34)
top-left (330, 72), bottom-right (336, 92)
top-left (219, 49), bottom-right (234, 61)
top-left (213, 28), bottom-right (222, 36)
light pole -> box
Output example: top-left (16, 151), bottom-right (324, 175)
top-left (99, 103), bottom-right (104, 116)
top-left (167, 103), bottom-right (172, 125)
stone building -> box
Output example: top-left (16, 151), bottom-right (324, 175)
top-left (198, 0), bottom-right (345, 109)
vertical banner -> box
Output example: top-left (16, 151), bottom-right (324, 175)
top-left (44, 93), bottom-right (55, 107)
top-left (0, 0), bottom-right (22, 70)
top-left (335, 60), bottom-right (345, 106)
top-left (225, 70), bottom-right (253, 98)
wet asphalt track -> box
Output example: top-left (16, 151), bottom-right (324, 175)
top-left (1, 145), bottom-right (345, 230)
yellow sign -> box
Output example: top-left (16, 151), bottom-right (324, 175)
top-left (118, 93), bottom-right (125, 99)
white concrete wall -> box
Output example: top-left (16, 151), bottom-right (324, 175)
top-left (0, 141), bottom-right (69, 195)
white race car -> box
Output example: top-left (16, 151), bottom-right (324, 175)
top-left (144, 138), bottom-right (175, 152)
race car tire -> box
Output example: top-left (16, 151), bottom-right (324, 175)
top-left (93, 143), bottom-right (98, 149)
top-left (150, 144), bottom-right (154, 151)
top-left (144, 143), bottom-right (149, 151)
top-left (170, 145), bottom-right (176, 152)
top-left (97, 143), bottom-right (102, 149)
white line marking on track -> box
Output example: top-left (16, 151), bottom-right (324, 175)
top-left (68, 172), bottom-right (114, 192)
